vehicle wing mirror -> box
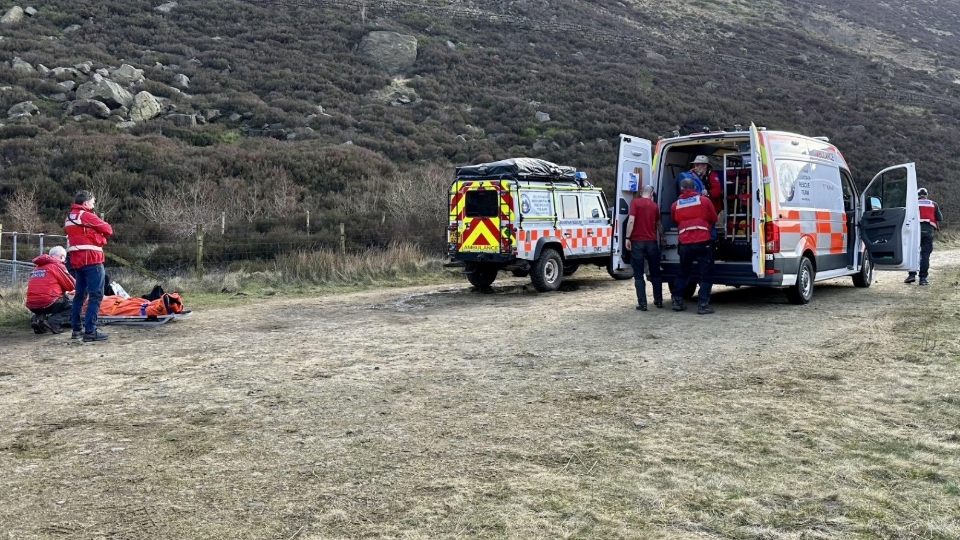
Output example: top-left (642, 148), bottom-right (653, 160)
top-left (592, 208), bottom-right (601, 218)
top-left (868, 197), bottom-right (882, 211)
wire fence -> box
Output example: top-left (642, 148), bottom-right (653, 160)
top-left (0, 218), bottom-right (447, 288)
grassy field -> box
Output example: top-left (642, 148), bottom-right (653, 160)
top-left (1, 247), bottom-right (958, 539)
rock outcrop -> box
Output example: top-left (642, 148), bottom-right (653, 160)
top-left (75, 75), bottom-right (134, 108)
top-left (66, 99), bottom-right (111, 119)
top-left (357, 31), bottom-right (418, 75)
top-left (130, 91), bottom-right (162, 122)
top-left (8, 100), bottom-right (38, 119)
top-left (0, 6), bottom-right (24, 24)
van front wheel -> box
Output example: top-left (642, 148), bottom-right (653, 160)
top-left (853, 253), bottom-right (873, 288)
top-left (787, 257), bottom-right (815, 304)
top-left (531, 249), bottom-right (563, 292)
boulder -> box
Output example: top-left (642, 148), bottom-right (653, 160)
top-left (117, 121), bottom-right (136, 129)
top-left (76, 77), bottom-right (134, 108)
top-left (535, 111), bottom-right (551, 122)
top-left (357, 31), bottom-right (418, 75)
top-left (12, 57), bottom-right (34, 73)
top-left (228, 112), bottom-right (242, 122)
top-left (74, 62), bottom-right (92, 74)
top-left (8, 100), bottom-right (38, 119)
top-left (63, 24), bottom-right (81, 33)
top-left (166, 113), bottom-right (196, 127)
top-left (48, 93), bottom-right (67, 102)
top-left (155, 1), bottom-right (177, 13)
top-left (37, 64), bottom-right (49, 75)
top-left (48, 67), bottom-right (82, 80)
top-left (0, 6), bottom-right (24, 25)
top-left (58, 80), bottom-right (76, 91)
top-left (202, 108), bottom-right (220, 121)
top-left (66, 99), bottom-right (111, 119)
top-left (172, 73), bottom-right (189, 88)
top-left (130, 91), bottom-right (162, 122)
top-left (111, 64), bottom-right (144, 84)
top-left (24, 6), bottom-right (36, 16)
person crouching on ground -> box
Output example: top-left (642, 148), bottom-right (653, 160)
top-left (25, 246), bottom-right (75, 334)
top-left (64, 190), bottom-right (113, 342)
top-left (671, 177), bottom-right (719, 314)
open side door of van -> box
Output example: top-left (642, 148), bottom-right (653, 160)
top-left (611, 134), bottom-right (653, 272)
top-left (749, 124), bottom-right (771, 277)
top-left (859, 163), bottom-right (920, 271)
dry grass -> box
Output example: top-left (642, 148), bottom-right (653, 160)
top-left (1, 254), bottom-right (959, 539)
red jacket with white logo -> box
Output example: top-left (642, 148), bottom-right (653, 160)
top-left (26, 254), bottom-right (76, 310)
top-left (919, 198), bottom-right (940, 230)
top-left (64, 203), bottom-right (113, 267)
top-left (671, 189), bottom-right (718, 245)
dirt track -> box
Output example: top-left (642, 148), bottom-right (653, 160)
top-left (1, 252), bottom-right (958, 538)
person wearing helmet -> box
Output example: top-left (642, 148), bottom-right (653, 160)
top-left (905, 187), bottom-right (943, 286)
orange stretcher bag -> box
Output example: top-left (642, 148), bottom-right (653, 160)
top-left (93, 293), bottom-right (184, 317)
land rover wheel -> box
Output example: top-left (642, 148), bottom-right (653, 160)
top-left (853, 253), bottom-right (873, 288)
top-left (562, 263), bottom-right (580, 276)
top-left (787, 256), bottom-right (815, 304)
top-left (531, 248), bottom-right (563, 292)
top-left (467, 265), bottom-right (498, 288)
top-left (606, 260), bottom-right (634, 281)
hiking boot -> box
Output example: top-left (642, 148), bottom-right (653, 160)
top-left (919, 278), bottom-right (930, 286)
top-left (654, 301), bottom-right (664, 309)
top-left (71, 330), bottom-right (83, 340)
top-left (42, 320), bottom-right (62, 334)
top-left (636, 303), bottom-right (648, 311)
top-left (697, 305), bottom-right (715, 315)
top-left (31, 316), bottom-right (46, 334)
top-left (904, 276), bottom-right (916, 284)
top-left (82, 331), bottom-right (108, 342)
top-left (671, 299), bottom-right (686, 312)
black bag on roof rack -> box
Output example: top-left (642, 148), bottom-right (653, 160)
top-left (455, 158), bottom-right (579, 182)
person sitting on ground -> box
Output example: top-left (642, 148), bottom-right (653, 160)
top-left (25, 246), bottom-right (76, 334)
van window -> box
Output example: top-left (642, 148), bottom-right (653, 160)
top-left (560, 194), bottom-right (580, 219)
top-left (776, 160), bottom-right (843, 212)
top-left (862, 168), bottom-right (908, 209)
top-left (840, 171), bottom-right (856, 212)
top-left (465, 190), bottom-right (499, 218)
top-left (582, 193), bottom-right (604, 219)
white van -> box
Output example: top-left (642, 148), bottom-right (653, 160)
top-left (611, 125), bottom-right (921, 303)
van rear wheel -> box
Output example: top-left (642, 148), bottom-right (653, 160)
top-left (562, 263), bottom-right (580, 276)
top-left (531, 248), bottom-right (563, 292)
top-left (467, 265), bottom-right (498, 288)
top-left (787, 257), bottom-right (815, 304)
top-left (853, 253), bottom-right (873, 288)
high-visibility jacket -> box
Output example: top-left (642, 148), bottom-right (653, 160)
top-left (671, 189), bottom-right (718, 245)
top-left (64, 203), bottom-right (113, 268)
top-left (919, 198), bottom-right (939, 229)
top-left (25, 254), bottom-right (76, 311)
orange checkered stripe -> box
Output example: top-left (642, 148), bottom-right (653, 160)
top-left (516, 227), bottom-right (612, 256)
top-left (778, 210), bottom-right (848, 254)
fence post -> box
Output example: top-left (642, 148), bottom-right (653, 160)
top-left (11, 232), bottom-right (17, 284)
top-left (339, 223), bottom-right (345, 253)
top-left (38, 233), bottom-right (44, 256)
top-left (196, 224), bottom-right (204, 278)
top-left (306, 210), bottom-right (310, 235)
top-left (221, 212), bottom-right (226, 236)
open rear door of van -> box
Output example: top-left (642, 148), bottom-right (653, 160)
top-left (611, 134), bottom-right (653, 272)
top-left (749, 124), bottom-right (772, 277)
top-left (859, 163), bottom-right (920, 271)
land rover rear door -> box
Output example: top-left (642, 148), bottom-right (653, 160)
top-left (859, 163), bottom-right (920, 271)
top-left (611, 134), bottom-right (653, 271)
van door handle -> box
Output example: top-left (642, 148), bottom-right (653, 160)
top-left (587, 230), bottom-right (595, 236)
top-left (563, 232), bottom-right (572, 237)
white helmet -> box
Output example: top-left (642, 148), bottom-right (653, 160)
top-left (918, 188), bottom-right (928, 197)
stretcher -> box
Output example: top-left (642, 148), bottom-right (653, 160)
top-left (98, 311), bottom-right (193, 327)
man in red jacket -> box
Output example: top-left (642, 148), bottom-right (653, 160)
top-left (670, 178), bottom-right (719, 314)
top-left (26, 246), bottom-right (75, 334)
top-left (64, 190), bottom-right (113, 342)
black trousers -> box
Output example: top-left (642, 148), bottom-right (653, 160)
top-left (908, 231), bottom-right (935, 279)
top-left (631, 241), bottom-right (663, 306)
top-left (674, 241), bottom-right (714, 307)
top-left (30, 297), bottom-right (71, 326)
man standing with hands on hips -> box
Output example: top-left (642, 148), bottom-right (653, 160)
top-left (624, 185), bottom-right (664, 311)
top-left (64, 190), bottom-right (113, 342)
